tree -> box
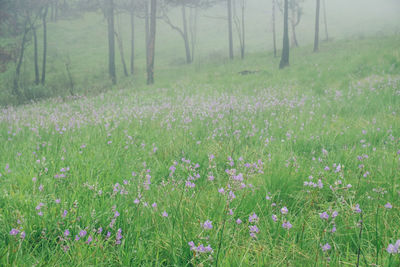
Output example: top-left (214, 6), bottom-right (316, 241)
top-left (147, 0), bottom-right (157, 85)
top-left (322, 0), bottom-right (328, 41)
top-left (313, 0), bottom-right (320, 52)
top-left (279, 0), bottom-right (289, 69)
top-left (233, 0), bottom-right (246, 59)
top-left (130, 0), bottom-right (135, 75)
top-left (162, 0), bottom-right (210, 64)
top-left (41, 4), bottom-right (49, 85)
top-left (227, 0), bottom-right (233, 59)
top-left (272, 0), bottom-right (277, 57)
top-left (278, 0), bottom-right (303, 47)
top-left (106, 0), bottom-right (116, 84)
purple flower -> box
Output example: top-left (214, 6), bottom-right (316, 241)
top-left (321, 243), bottom-right (331, 252)
top-left (332, 211), bottom-right (338, 218)
top-left (236, 218), bottom-right (242, 224)
top-left (20, 231), bottom-right (26, 239)
top-left (114, 211), bottom-right (120, 218)
top-left (79, 230), bottom-right (87, 237)
top-left (384, 203), bottom-right (392, 209)
top-left (249, 212), bottom-right (258, 223)
top-left (280, 206), bottom-right (288, 215)
top-left (62, 210), bottom-right (68, 218)
top-left (64, 229), bottom-right (70, 237)
top-left (9, 228), bottom-right (19, 236)
top-left (152, 202), bottom-right (157, 208)
top-left (320, 212), bottom-right (329, 220)
top-left (202, 220), bottom-right (213, 230)
top-left (218, 188), bottom-right (225, 194)
top-left (272, 214), bottom-right (278, 222)
top-left (162, 211), bottom-right (168, 217)
top-left (354, 204), bottom-right (362, 213)
top-left (282, 221), bottom-right (292, 230)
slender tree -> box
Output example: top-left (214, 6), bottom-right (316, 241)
top-left (233, 0), bottom-right (246, 59)
top-left (130, 0), bottom-right (135, 75)
top-left (115, 16), bottom-right (128, 77)
top-left (279, 0), bottom-right (289, 69)
top-left (322, 0), bottom-right (328, 41)
top-left (107, 0), bottom-right (116, 84)
top-left (145, 0), bottom-right (150, 69)
top-left (41, 5), bottom-right (48, 85)
top-left (13, 19), bottom-right (31, 98)
top-left (227, 0), bottom-right (233, 59)
top-left (147, 0), bottom-right (157, 85)
top-left (313, 0), bottom-right (320, 52)
top-left (28, 13), bottom-right (40, 85)
top-left (272, 0), bottom-right (277, 57)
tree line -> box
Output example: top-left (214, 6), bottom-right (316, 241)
top-left (0, 0), bottom-right (329, 103)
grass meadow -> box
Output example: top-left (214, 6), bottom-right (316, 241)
top-left (1, 3), bottom-right (400, 266)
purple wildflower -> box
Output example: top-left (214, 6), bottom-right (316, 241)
top-left (320, 212), bottom-right (329, 220)
top-left (202, 220), bottom-right (213, 230)
top-left (9, 228), bottom-right (19, 236)
top-left (282, 221), bottom-right (292, 230)
top-left (249, 212), bottom-right (258, 223)
top-left (385, 203), bottom-right (393, 209)
top-left (280, 206), bottom-right (288, 215)
top-left (321, 243), bottom-right (331, 252)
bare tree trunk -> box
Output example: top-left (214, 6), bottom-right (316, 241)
top-left (272, 0), bottom-right (277, 57)
top-left (107, 0), bottom-right (116, 84)
top-left (227, 0), bottom-right (233, 60)
top-left (50, 0), bottom-right (55, 21)
top-left (279, 0), bottom-right (289, 69)
top-left (41, 6), bottom-right (48, 85)
top-left (313, 0), bottom-right (320, 52)
top-left (130, 0), bottom-right (135, 75)
top-left (189, 7), bottom-right (198, 62)
top-left (182, 6), bottom-right (191, 64)
top-left (55, 0), bottom-right (59, 21)
top-left (145, 1), bottom-right (150, 69)
top-left (240, 1), bottom-right (245, 59)
top-left (322, 0), bottom-right (328, 41)
top-left (115, 31), bottom-right (128, 77)
top-left (291, 17), bottom-right (299, 47)
top-left (32, 24), bottom-right (40, 85)
top-left (13, 20), bottom-right (30, 98)
top-left (147, 0), bottom-right (157, 85)
top-left (65, 56), bottom-right (74, 96)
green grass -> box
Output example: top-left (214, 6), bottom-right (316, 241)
top-left (0, 31), bottom-right (399, 266)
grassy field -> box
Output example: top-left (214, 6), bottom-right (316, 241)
top-left (0, 29), bottom-right (399, 266)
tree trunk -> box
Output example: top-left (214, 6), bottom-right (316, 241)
top-left (107, 0), bottom-right (116, 84)
top-left (55, 0), bottom-right (59, 21)
top-left (322, 0), bottom-right (328, 41)
top-left (130, 1), bottom-right (135, 75)
top-left (32, 24), bottom-right (40, 85)
top-left (240, 1), bottom-right (245, 59)
top-left (189, 7), bottom-right (198, 63)
top-left (279, 0), bottom-right (289, 69)
top-left (272, 0), bottom-right (277, 57)
top-left (291, 18), bottom-right (299, 47)
top-left (227, 0), bottom-right (233, 60)
top-left (41, 6), bottom-right (48, 85)
top-left (313, 0), bottom-right (320, 52)
top-left (147, 0), bottom-right (157, 85)
top-left (182, 6), bottom-right (191, 64)
top-left (145, 1), bottom-right (150, 69)
top-left (13, 20), bottom-right (30, 98)
top-left (115, 31), bottom-right (128, 77)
